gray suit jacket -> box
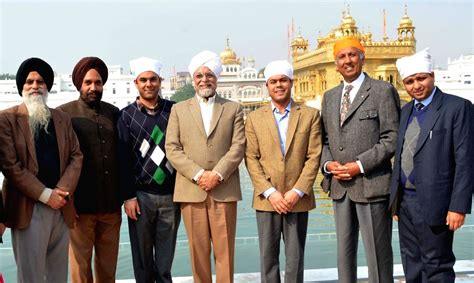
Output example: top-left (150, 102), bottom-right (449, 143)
top-left (320, 74), bottom-right (400, 202)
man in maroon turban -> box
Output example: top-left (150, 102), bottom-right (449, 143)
top-left (58, 57), bottom-right (121, 283)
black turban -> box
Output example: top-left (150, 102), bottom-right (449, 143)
top-left (16, 57), bottom-right (54, 96)
top-left (72, 57), bottom-right (108, 91)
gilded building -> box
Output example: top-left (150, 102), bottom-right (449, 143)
top-left (292, 6), bottom-right (416, 108)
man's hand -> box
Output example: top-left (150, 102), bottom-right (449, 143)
top-left (446, 211), bottom-right (465, 231)
top-left (284, 190), bottom-right (301, 211)
top-left (124, 198), bottom-right (141, 221)
top-left (268, 191), bottom-right (289, 214)
top-left (46, 188), bottom-right (69, 209)
top-left (198, 171), bottom-right (220, 191)
top-left (393, 215), bottom-right (399, 221)
top-left (329, 161), bottom-right (361, 181)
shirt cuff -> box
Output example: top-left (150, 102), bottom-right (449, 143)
top-left (193, 169), bottom-right (205, 182)
top-left (262, 187), bottom-right (277, 199)
top-left (323, 161), bottom-right (331, 174)
top-left (292, 188), bottom-right (305, 198)
top-left (124, 197), bottom-right (137, 203)
top-left (38, 188), bottom-right (53, 204)
top-left (356, 160), bottom-right (365, 174)
top-left (213, 171), bottom-right (224, 181)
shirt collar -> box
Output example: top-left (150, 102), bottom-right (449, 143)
top-left (271, 100), bottom-right (292, 114)
top-left (343, 72), bottom-right (365, 89)
top-left (136, 96), bottom-right (160, 113)
top-left (196, 94), bottom-right (216, 104)
top-left (414, 86), bottom-right (437, 108)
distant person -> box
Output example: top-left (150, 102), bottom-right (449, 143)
top-left (165, 50), bottom-right (245, 283)
top-left (117, 57), bottom-right (180, 283)
top-left (390, 48), bottom-right (473, 282)
top-left (245, 60), bottom-right (322, 283)
top-left (320, 38), bottom-right (400, 282)
top-left (58, 57), bottom-right (122, 283)
top-left (0, 57), bottom-right (83, 282)
top-left (0, 191), bottom-right (5, 241)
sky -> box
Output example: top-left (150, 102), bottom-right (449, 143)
top-left (1, 0), bottom-right (473, 78)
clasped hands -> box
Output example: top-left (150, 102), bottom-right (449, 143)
top-left (46, 188), bottom-right (69, 209)
top-left (268, 190), bottom-right (301, 214)
top-left (327, 161), bottom-right (361, 180)
top-left (198, 170), bottom-right (221, 192)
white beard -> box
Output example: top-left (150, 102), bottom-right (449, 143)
top-left (23, 90), bottom-right (51, 139)
top-left (197, 88), bottom-right (215, 99)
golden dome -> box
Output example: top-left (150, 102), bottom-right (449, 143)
top-left (220, 37), bottom-right (240, 65)
top-left (342, 14), bottom-right (356, 27)
top-left (399, 5), bottom-right (414, 28)
top-left (292, 33), bottom-right (308, 47)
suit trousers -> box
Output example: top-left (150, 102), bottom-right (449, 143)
top-left (12, 202), bottom-right (69, 283)
top-left (334, 195), bottom-right (393, 283)
top-left (398, 194), bottom-right (455, 283)
top-left (128, 191), bottom-right (181, 283)
top-left (256, 210), bottom-right (308, 283)
top-left (181, 196), bottom-right (237, 283)
top-left (69, 211), bottom-right (122, 283)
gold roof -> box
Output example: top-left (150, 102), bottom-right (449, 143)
top-left (220, 37), bottom-right (240, 65)
top-left (399, 5), bottom-right (414, 28)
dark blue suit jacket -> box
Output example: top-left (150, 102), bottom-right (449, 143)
top-left (389, 88), bottom-right (473, 226)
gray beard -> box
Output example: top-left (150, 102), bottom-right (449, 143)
top-left (23, 91), bottom-right (51, 139)
top-left (196, 88), bottom-right (215, 99)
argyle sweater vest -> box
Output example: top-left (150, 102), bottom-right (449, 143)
top-left (400, 105), bottom-right (429, 190)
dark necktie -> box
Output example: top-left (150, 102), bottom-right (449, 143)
top-left (340, 84), bottom-right (353, 126)
top-left (415, 102), bottom-right (424, 111)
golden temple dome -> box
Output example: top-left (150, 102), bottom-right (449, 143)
top-left (399, 5), bottom-right (414, 28)
top-left (220, 37), bottom-right (240, 65)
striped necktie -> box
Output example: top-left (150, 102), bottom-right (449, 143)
top-left (340, 84), bottom-right (353, 126)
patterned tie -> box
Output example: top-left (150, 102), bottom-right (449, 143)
top-left (415, 102), bottom-right (424, 111)
top-left (340, 84), bottom-right (353, 126)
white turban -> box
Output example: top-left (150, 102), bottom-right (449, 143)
top-left (188, 50), bottom-right (223, 79)
top-left (264, 60), bottom-right (293, 82)
top-left (130, 57), bottom-right (163, 79)
top-left (396, 48), bottom-right (432, 80)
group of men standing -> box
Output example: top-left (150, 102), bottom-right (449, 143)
top-left (0, 36), bottom-right (472, 283)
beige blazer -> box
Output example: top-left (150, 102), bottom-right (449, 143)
top-left (0, 103), bottom-right (83, 229)
top-left (165, 95), bottom-right (245, 203)
top-left (245, 101), bottom-right (322, 212)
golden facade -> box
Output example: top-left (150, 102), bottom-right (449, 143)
top-left (292, 6), bottom-right (416, 106)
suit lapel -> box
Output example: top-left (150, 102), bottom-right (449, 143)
top-left (328, 84), bottom-right (344, 127)
top-left (343, 76), bottom-right (371, 124)
top-left (414, 89), bottom-right (443, 155)
top-left (51, 109), bottom-right (65, 172)
top-left (284, 100), bottom-right (301, 155)
top-left (188, 97), bottom-right (207, 138)
top-left (208, 95), bottom-right (224, 137)
top-left (17, 103), bottom-right (38, 172)
top-left (263, 104), bottom-right (284, 159)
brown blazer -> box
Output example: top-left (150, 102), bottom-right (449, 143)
top-left (245, 101), bottom-right (322, 212)
top-left (165, 95), bottom-right (245, 203)
top-left (0, 103), bottom-right (83, 229)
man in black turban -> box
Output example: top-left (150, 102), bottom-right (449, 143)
top-left (57, 56), bottom-right (122, 283)
top-left (0, 58), bottom-right (83, 282)
top-left (15, 57), bottom-right (54, 96)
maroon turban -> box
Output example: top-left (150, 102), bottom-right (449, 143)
top-left (72, 57), bottom-right (108, 91)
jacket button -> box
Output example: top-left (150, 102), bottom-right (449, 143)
top-left (339, 147), bottom-right (343, 151)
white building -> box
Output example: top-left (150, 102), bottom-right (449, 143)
top-left (0, 65), bottom-right (174, 110)
top-left (434, 54), bottom-right (474, 103)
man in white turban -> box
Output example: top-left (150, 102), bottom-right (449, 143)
top-left (118, 57), bottom-right (180, 283)
top-left (165, 50), bottom-right (245, 283)
top-left (245, 60), bottom-right (322, 282)
top-left (390, 48), bottom-right (473, 282)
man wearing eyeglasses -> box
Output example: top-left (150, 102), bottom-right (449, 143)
top-left (166, 50), bottom-right (245, 283)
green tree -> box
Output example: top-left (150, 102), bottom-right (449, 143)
top-left (171, 84), bottom-right (195, 102)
